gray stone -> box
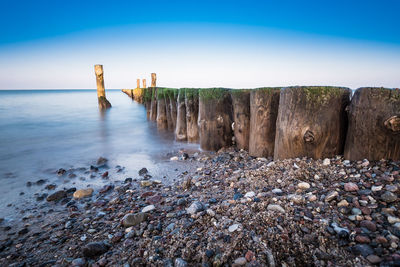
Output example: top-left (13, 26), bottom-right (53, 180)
top-left (46, 190), bottom-right (67, 202)
top-left (186, 201), bottom-right (204, 215)
top-left (381, 191), bottom-right (397, 203)
top-left (122, 212), bottom-right (148, 227)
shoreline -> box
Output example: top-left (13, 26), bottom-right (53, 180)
top-left (0, 147), bottom-right (399, 266)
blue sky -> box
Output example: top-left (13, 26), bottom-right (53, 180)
top-left (0, 0), bottom-right (399, 89)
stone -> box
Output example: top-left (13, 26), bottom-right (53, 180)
top-left (122, 213), bottom-right (148, 227)
top-left (71, 258), bottom-right (86, 267)
top-left (170, 156), bottom-right (179, 161)
top-left (96, 157), bottom-right (108, 165)
top-left (308, 195), bottom-right (317, 202)
top-left (245, 250), bottom-right (255, 262)
top-left (387, 215), bottom-right (400, 224)
top-left (344, 182), bottom-right (359, 192)
top-left (325, 191), bottom-right (338, 202)
top-left (298, 182), bottom-right (310, 190)
top-left (366, 255), bottom-right (381, 264)
top-left (355, 235), bottom-right (371, 243)
top-left (46, 190), bottom-right (67, 201)
top-left (182, 177), bottom-right (192, 190)
top-left (351, 208), bottom-right (362, 215)
top-left (229, 224), bottom-right (240, 232)
top-left (360, 220), bottom-right (377, 232)
top-left (140, 181), bottom-right (153, 187)
top-left (381, 191), bottom-right (397, 203)
top-left (272, 188), bottom-right (283, 195)
top-left (322, 158), bottom-right (331, 165)
top-left (337, 200), bottom-right (349, 207)
top-left (244, 191), bottom-right (255, 198)
top-left (138, 168), bottom-right (148, 176)
top-left (186, 201), bottom-right (204, 215)
top-left (352, 244), bottom-right (374, 257)
top-left (233, 257), bottom-right (247, 265)
top-left (73, 188), bottom-right (93, 199)
top-left (371, 185), bottom-right (382, 192)
top-left (82, 241), bottom-right (110, 257)
top-left (174, 258), bottom-right (187, 267)
top-left (142, 205), bottom-right (155, 213)
top-left (267, 204), bottom-right (285, 213)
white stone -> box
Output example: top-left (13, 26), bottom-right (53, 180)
top-left (371, 185), bottom-right (383, 192)
top-left (142, 205), bottom-right (155, 213)
top-left (170, 156), bottom-right (179, 161)
top-left (206, 209), bottom-right (215, 217)
top-left (387, 215), bottom-right (400, 224)
top-left (322, 158), bottom-right (331, 166)
top-left (267, 204), bottom-right (285, 213)
top-left (244, 191), bottom-right (255, 198)
top-left (293, 163), bottom-right (300, 169)
top-left (298, 182), bottom-right (310, 190)
top-left (228, 224), bottom-right (240, 232)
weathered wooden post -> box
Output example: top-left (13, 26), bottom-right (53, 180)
top-left (164, 89), bottom-right (174, 131)
top-left (198, 88), bottom-right (233, 151)
top-left (94, 64), bottom-right (111, 109)
top-left (248, 88), bottom-right (281, 157)
top-left (143, 79), bottom-right (147, 88)
top-left (156, 88), bottom-right (168, 129)
top-left (185, 88), bottom-right (200, 142)
top-left (169, 89), bottom-right (178, 131)
top-left (274, 86), bottom-right (351, 160)
top-left (175, 89), bottom-right (187, 141)
top-left (136, 79), bottom-right (140, 88)
top-left (144, 87), bottom-right (152, 120)
top-left (344, 87), bottom-right (400, 161)
top-left (231, 89), bottom-right (251, 151)
top-left (150, 87), bottom-right (158, 121)
top-left (151, 73), bottom-right (156, 87)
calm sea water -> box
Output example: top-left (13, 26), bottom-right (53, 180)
top-left (0, 90), bottom-right (198, 218)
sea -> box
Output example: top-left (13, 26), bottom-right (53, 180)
top-left (0, 89), bottom-right (199, 219)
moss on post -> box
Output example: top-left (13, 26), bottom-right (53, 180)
top-left (231, 89), bottom-right (251, 150)
top-left (175, 89), bottom-right (187, 141)
top-left (184, 88), bottom-right (200, 142)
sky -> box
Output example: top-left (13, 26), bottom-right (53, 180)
top-left (0, 0), bottom-right (399, 89)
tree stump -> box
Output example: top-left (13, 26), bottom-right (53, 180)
top-left (175, 89), bottom-right (187, 141)
top-left (198, 88), bottom-right (233, 151)
top-left (344, 87), bottom-right (400, 161)
top-left (185, 89), bottom-right (200, 142)
top-left (274, 86), bottom-right (351, 160)
top-left (156, 88), bottom-right (168, 129)
top-left (94, 65), bottom-right (111, 109)
top-left (231, 89), bottom-right (251, 150)
top-left (169, 89), bottom-right (178, 131)
top-left (249, 88), bottom-right (280, 157)
top-left (150, 87), bottom-right (158, 121)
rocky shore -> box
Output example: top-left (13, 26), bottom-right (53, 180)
top-left (0, 148), bottom-right (399, 266)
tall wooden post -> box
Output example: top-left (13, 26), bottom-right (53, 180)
top-left (231, 89), bottom-right (251, 151)
top-left (136, 79), bottom-right (140, 89)
top-left (143, 79), bottom-right (147, 88)
top-left (151, 73), bottom-right (157, 87)
top-left (94, 64), bottom-right (111, 109)
top-left (175, 89), bottom-right (187, 141)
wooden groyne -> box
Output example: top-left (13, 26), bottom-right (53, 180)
top-left (121, 73), bottom-right (399, 161)
top-left (94, 64), bottom-right (111, 109)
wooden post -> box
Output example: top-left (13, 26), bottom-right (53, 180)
top-left (151, 73), bottom-right (157, 87)
top-left (143, 79), bottom-right (147, 88)
top-left (164, 90), bottom-right (174, 131)
top-left (150, 87), bottom-right (158, 121)
top-left (274, 86), bottom-right (351, 160)
top-left (231, 89), bottom-right (251, 151)
top-left (136, 79), bottom-right (140, 89)
top-left (344, 87), bottom-right (400, 161)
top-left (144, 88), bottom-right (152, 120)
top-left (249, 88), bottom-right (280, 157)
top-left (169, 89), bottom-right (178, 131)
top-left (185, 88), bottom-right (200, 142)
top-left (156, 88), bottom-right (168, 129)
top-left (198, 88), bottom-right (233, 151)
top-left (94, 64), bottom-right (111, 109)
top-left (175, 89), bottom-right (187, 141)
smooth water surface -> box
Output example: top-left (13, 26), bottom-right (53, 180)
top-left (0, 90), bottom-right (198, 218)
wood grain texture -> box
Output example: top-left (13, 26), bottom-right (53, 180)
top-left (274, 86), bottom-right (350, 160)
top-left (185, 89), bottom-right (199, 142)
top-left (175, 89), bottom-right (187, 141)
top-left (344, 87), bottom-right (400, 160)
top-left (231, 90), bottom-right (251, 150)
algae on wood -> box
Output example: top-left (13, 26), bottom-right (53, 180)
top-left (185, 88), bottom-right (200, 142)
top-left (231, 89), bottom-right (251, 151)
top-left (175, 89), bottom-right (187, 141)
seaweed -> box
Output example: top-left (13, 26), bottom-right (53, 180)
top-left (199, 88), bottom-right (230, 100)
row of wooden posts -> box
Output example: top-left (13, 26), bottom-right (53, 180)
top-left (95, 66), bottom-right (399, 161)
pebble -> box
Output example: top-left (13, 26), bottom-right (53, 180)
top-left (82, 241), bottom-right (110, 257)
top-left (174, 258), bottom-right (188, 267)
top-left (71, 258), bottom-right (86, 267)
top-left (360, 220), bottom-right (377, 232)
top-left (73, 188), bottom-right (93, 199)
top-left (267, 204), bottom-right (285, 213)
top-left (325, 191), bottom-right (338, 202)
top-left (122, 213), bottom-right (148, 227)
top-left (344, 182), bottom-right (359, 192)
top-left (170, 156), bottom-right (179, 161)
top-left (298, 182), bottom-right (310, 190)
top-left (366, 255), bottom-right (382, 264)
top-left (371, 185), bottom-right (382, 192)
top-left (337, 200), bottom-right (349, 207)
top-left (142, 205), bottom-right (155, 213)
top-left (186, 201), bottom-right (204, 215)
top-left (387, 215), bottom-right (400, 224)
top-left (140, 181), bottom-right (153, 187)
top-left (46, 190), bottom-right (67, 201)
top-left (233, 257), bottom-right (247, 265)
top-left (381, 191), bottom-right (397, 203)
top-left (244, 191), bottom-right (255, 198)
top-left (322, 158), bottom-right (331, 165)
top-left (229, 224), bottom-right (240, 232)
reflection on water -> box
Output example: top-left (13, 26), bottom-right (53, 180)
top-left (0, 90), bottom-right (198, 217)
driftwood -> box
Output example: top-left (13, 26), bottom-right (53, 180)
top-left (198, 88), bottom-right (233, 151)
top-left (94, 65), bottom-right (111, 109)
top-left (344, 87), bottom-right (400, 161)
top-left (274, 86), bottom-right (351, 159)
top-left (231, 89), bottom-right (251, 150)
top-left (249, 88), bottom-right (280, 157)
top-left (175, 89), bottom-right (187, 141)
top-left (185, 89), bottom-right (199, 142)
